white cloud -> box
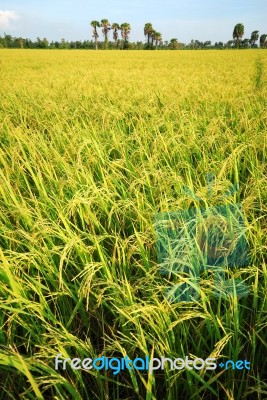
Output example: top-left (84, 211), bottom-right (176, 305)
top-left (0, 10), bottom-right (19, 30)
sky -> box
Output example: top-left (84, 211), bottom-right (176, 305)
top-left (0, 0), bottom-right (266, 44)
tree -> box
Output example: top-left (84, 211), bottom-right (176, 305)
top-left (59, 38), bottom-right (68, 49)
top-left (18, 37), bottom-right (24, 49)
top-left (120, 23), bottom-right (131, 49)
top-left (101, 19), bottom-right (111, 49)
top-left (36, 37), bottom-right (48, 49)
top-left (260, 34), bottom-right (267, 48)
top-left (215, 41), bottom-right (224, 49)
top-left (112, 23), bottom-right (120, 47)
top-left (241, 38), bottom-right (250, 48)
top-left (195, 40), bottom-right (203, 49)
top-left (169, 38), bottom-right (179, 50)
top-left (136, 41), bottom-right (144, 50)
top-left (150, 30), bottom-right (156, 47)
top-left (189, 39), bottom-right (196, 49)
top-left (233, 23), bottom-right (244, 48)
top-left (225, 40), bottom-right (234, 49)
top-left (250, 30), bottom-right (259, 48)
top-left (90, 20), bottom-right (100, 49)
top-left (83, 40), bottom-right (94, 49)
top-left (144, 23), bottom-right (153, 47)
top-left (3, 34), bottom-right (13, 48)
top-left (154, 31), bottom-right (162, 49)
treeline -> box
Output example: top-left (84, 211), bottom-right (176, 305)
top-left (0, 21), bottom-right (266, 50)
top-left (0, 35), bottom-right (99, 49)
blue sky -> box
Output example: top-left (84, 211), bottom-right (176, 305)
top-left (0, 0), bottom-right (266, 43)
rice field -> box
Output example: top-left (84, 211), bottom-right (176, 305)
top-left (0, 49), bottom-right (267, 399)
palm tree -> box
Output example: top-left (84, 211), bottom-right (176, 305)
top-left (154, 32), bottom-right (162, 49)
top-left (233, 23), bottom-right (244, 48)
top-left (150, 30), bottom-right (157, 47)
top-left (169, 38), bottom-right (179, 50)
top-left (112, 23), bottom-right (120, 47)
top-left (120, 23), bottom-right (131, 49)
top-left (250, 30), bottom-right (259, 48)
top-left (144, 23), bottom-right (153, 47)
top-left (90, 20), bottom-right (100, 49)
top-left (101, 19), bottom-right (111, 49)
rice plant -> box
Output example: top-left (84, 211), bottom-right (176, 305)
top-left (0, 49), bottom-right (267, 399)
